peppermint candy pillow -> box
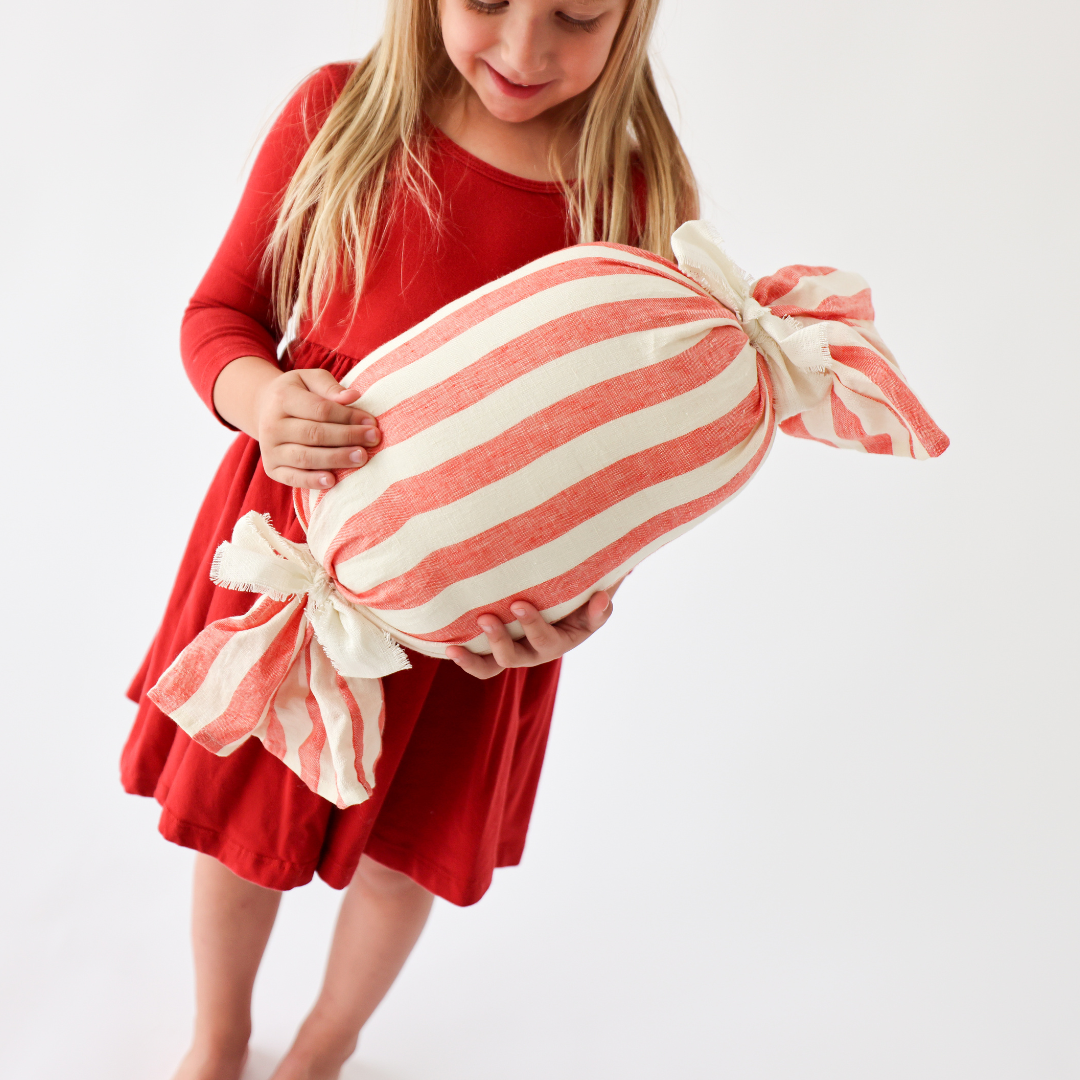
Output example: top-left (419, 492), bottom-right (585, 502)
top-left (150, 222), bottom-right (948, 807)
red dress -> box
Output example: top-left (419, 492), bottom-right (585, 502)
top-left (121, 63), bottom-right (577, 906)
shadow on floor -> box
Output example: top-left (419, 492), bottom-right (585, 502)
top-left (244, 1045), bottom-right (417, 1080)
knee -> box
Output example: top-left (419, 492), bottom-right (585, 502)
top-left (353, 854), bottom-right (430, 900)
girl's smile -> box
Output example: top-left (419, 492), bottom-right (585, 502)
top-left (482, 59), bottom-right (553, 98)
top-left (441, 0), bottom-right (627, 124)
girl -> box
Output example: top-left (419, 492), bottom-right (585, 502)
top-left (122, 1), bottom-right (697, 1077)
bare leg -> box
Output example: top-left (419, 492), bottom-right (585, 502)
top-left (270, 855), bottom-right (434, 1080)
top-left (171, 853), bottom-right (282, 1080)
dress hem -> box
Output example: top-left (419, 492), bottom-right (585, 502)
top-left (158, 804), bottom-right (320, 891)
top-left (143, 791), bottom-right (519, 906)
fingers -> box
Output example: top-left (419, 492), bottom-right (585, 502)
top-left (296, 368), bottom-right (363, 406)
top-left (445, 645), bottom-right (505, 679)
top-left (477, 611), bottom-right (530, 669)
top-left (446, 590), bottom-right (616, 678)
top-left (261, 432), bottom-right (380, 492)
top-left (505, 602), bottom-right (564, 659)
top-left (269, 442), bottom-right (370, 475)
top-left (446, 612), bottom-right (544, 677)
top-left (281, 378), bottom-right (378, 429)
top-left (275, 416), bottom-right (379, 448)
top-left (272, 418), bottom-right (380, 466)
top-left (259, 369), bottom-right (382, 489)
top-left (263, 464), bottom-right (345, 490)
top-left (583, 590), bottom-right (613, 631)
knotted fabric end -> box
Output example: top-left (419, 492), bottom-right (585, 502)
top-left (148, 511), bottom-right (411, 808)
top-left (670, 221), bottom-right (948, 457)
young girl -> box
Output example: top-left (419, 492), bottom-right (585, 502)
top-left (122, 1), bottom-right (697, 1077)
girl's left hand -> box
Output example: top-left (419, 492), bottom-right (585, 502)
top-left (445, 590), bottom-right (616, 680)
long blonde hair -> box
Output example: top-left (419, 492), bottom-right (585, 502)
top-left (269, 0), bottom-right (698, 331)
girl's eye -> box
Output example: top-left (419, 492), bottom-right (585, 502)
top-left (556, 11), bottom-right (602, 32)
top-left (463, 0), bottom-right (602, 33)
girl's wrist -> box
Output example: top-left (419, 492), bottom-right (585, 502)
top-left (212, 356), bottom-right (282, 439)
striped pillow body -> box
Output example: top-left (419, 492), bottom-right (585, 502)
top-left (149, 222), bottom-right (948, 807)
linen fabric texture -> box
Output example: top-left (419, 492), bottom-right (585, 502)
top-left (149, 222), bottom-right (948, 809)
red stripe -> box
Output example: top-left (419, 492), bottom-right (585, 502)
top-left (148, 594), bottom-right (294, 713)
top-left (779, 413), bottom-right (838, 447)
top-left (347, 255), bottom-right (691, 399)
top-left (263, 701), bottom-right (288, 761)
top-left (753, 265), bottom-right (838, 307)
top-left (829, 388), bottom-right (894, 455)
top-left (327, 324), bottom-right (749, 571)
top-left (830, 345), bottom-right (949, 457)
top-left (586, 241), bottom-right (681, 273)
top-left (298, 631), bottom-right (329, 795)
top-left (188, 602), bottom-right (309, 753)
top-left (373, 295), bottom-right (724, 448)
top-left (769, 287), bottom-right (875, 323)
top-left (293, 488), bottom-right (310, 531)
top-left (337, 672), bottom-right (376, 799)
top-left (361, 372), bottom-right (768, 618)
top-left (417, 360), bottom-right (776, 641)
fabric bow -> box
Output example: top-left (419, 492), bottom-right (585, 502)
top-left (148, 512), bottom-right (409, 808)
top-left (210, 512), bottom-right (409, 680)
top-left (671, 221), bottom-right (836, 421)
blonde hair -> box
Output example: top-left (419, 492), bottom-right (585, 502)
top-left (269, 0), bottom-right (698, 331)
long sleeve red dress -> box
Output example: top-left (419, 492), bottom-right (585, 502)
top-left (121, 63), bottom-right (582, 906)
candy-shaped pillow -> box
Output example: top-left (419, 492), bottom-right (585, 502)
top-left (149, 222), bottom-right (948, 807)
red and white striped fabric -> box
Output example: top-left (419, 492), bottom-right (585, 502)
top-left (149, 221), bottom-right (948, 807)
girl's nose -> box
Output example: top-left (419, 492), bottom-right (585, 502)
top-left (500, 12), bottom-right (549, 82)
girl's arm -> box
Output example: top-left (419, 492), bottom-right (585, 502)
top-left (184, 65), bottom-right (374, 488)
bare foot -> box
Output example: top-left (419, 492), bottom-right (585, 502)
top-left (170, 1042), bottom-right (250, 1080)
top-left (268, 1020), bottom-right (358, 1080)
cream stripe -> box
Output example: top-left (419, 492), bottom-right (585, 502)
top-left (353, 273), bottom-right (703, 414)
top-left (344, 674), bottom-right (385, 789)
top-left (768, 269), bottom-right (869, 310)
top-left (317, 736), bottom-right (339, 805)
top-left (798, 405), bottom-right (846, 447)
top-left (833, 381), bottom-right (916, 458)
top-left (308, 644), bottom-right (355, 805)
top-left (829, 354), bottom-right (925, 456)
top-left (307, 316), bottom-right (738, 557)
top-left (824, 319), bottom-right (891, 358)
top-left (845, 318), bottom-right (899, 366)
top-left (168, 598), bottom-right (303, 737)
top-left (829, 358), bottom-right (894, 407)
top-left (269, 651), bottom-right (313, 779)
top-left (375, 412), bottom-right (771, 636)
top-left (334, 339), bottom-right (759, 592)
top-left (372, 411), bottom-right (777, 658)
top-left (339, 245), bottom-right (690, 387)
top-left (798, 395), bottom-right (902, 456)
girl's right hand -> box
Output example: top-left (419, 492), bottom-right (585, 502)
top-left (254, 367), bottom-right (381, 490)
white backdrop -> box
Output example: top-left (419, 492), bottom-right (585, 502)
top-left (1, 1), bottom-right (1077, 1078)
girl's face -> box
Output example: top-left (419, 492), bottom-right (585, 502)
top-left (440, 0), bottom-right (630, 124)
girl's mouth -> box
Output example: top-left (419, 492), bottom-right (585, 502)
top-left (483, 61), bottom-right (552, 100)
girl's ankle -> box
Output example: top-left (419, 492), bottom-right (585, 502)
top-left (191, 1013), bottom-right (252, 1051)
top-left (276, 1016), bottom-right (359, 1077)
top-left (171, 1040), bottom-right (249, 1080)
